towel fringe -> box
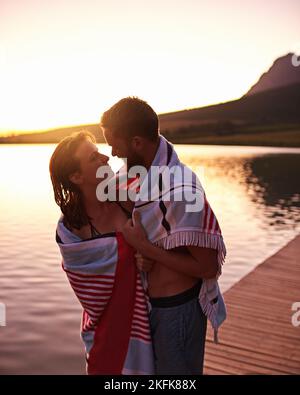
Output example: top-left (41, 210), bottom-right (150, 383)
top-left (198, 292), bottom-right (218, 328)
top-left (155, 231), bottom-right (226, 275)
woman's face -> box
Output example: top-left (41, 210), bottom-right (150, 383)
top-left (73, 138), bottom-right (110, 187)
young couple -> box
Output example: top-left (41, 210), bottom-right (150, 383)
top-left (49, 97), bottom-right (227, 375)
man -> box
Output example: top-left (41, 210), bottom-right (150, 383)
top-left (100, 97), bottom-right (226, 374)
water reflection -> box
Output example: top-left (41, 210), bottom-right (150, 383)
top-left (176, 145), bottom-right (300, 293)
top-left (176, 146), bottom-right (300, 231)
top-left (244, 154), bottom-right (300, 228)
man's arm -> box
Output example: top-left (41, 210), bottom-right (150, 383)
top-left (136, 242), bottom-right (218, 279)
top-left (122, 212), bottom-right (218, 279)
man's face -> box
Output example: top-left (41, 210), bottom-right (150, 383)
top-left (102, 127), bottom-right (144, 168)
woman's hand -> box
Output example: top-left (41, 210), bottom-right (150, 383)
top-left (135, 252), bottom-right (155, 272)
top-left (122, 211), bottom-right (151, 253)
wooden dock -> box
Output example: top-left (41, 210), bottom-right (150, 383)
top-left (204, 235), bottom-right (300, 375)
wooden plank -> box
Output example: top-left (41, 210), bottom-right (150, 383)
top-left (205, 345), bottom-right (300, 374)
top-left (204, 353), bottom-right (288, 375)
top-left (206, 333), bottom-right (300, 361)
top-left (206, 337), bottom-right (300, 363)
top-left (204, 235), bottom-right (300, 375)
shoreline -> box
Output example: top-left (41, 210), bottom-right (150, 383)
top-left (1, 141), bottom-right (300, 149)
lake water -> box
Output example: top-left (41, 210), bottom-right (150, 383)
top-left (0, 143), bottom-right (299, 374)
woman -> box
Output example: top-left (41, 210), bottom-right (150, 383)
top-left (49, 130), bottom-right (154, 375)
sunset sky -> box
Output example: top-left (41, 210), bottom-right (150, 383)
top-left (0, 0), bottom-right (299, 134)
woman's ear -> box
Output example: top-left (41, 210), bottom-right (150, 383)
top-left (69, 171), bottom-right (83, 186)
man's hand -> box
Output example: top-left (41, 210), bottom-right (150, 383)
top-left (122, 211), bottom-right (149, 251)
top-left (122, 212), bottom-right (155, 271)
top-left (135, 252), bottom-right (155, 272)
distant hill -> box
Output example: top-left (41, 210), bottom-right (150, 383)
top-left (1, 53), bottom-right (300, 147)
top-left (246, 53), bottom-right (300, 95)
top-left (159, 82), bottom-right (300, 130)
top-left (159, 82), bottom-right (300, 146)
top-left (0, 123), bottom-right (105, 144)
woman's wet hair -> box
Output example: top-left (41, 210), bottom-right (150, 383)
top-left (49, 130), bottom-right (96, 229)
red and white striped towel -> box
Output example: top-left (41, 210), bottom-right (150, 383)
top-left (56, 218), bottom-right (155, 374)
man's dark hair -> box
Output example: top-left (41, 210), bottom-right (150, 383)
top-left (100, 97), bottom-right (159, 142)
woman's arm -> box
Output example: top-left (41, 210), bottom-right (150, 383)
top-left (122, 212), bottom-right (218, 279)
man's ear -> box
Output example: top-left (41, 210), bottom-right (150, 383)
top-left (69, 171), bottom-right (83, 186)
top-left (131, 136), bottom-right (144, 151)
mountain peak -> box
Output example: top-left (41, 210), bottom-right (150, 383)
top-left (246, 53), bottom-right (300, 96)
